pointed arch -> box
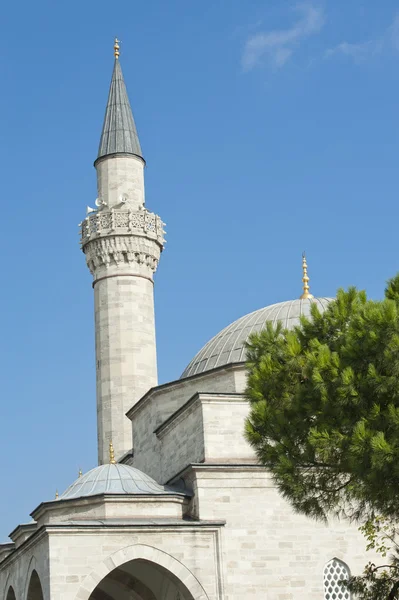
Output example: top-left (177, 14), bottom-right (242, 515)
top-left (5, 587), bottom-right (16, 600)
top-left (3, 574), bottom-right (17, 600)
top-left (75, 544), bottom-right (209, 600)
top-left (323, 557), bottom-right (351, 600)
top-left (26, 570), bottom-right (44, 600)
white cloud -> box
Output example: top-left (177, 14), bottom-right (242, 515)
top-left (326, 12), bottom-right (399, 62)
top-left (325, 40), bottom-right (381, 62)
top-left (242, 3), bottom-right (325, 71)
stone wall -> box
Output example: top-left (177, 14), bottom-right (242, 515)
top-left (129, 365), bottom-right (246, 482)
top-left (182, 465), bottom-right (378, 600)
top-left (47, 526), bottom-right (223, 600)
top-left (201, 396), bottom-right (254, 463)
top-left (156, 395), bottom-right (205, 483)
top-left (0, 532), bottom-right (50, 600)
top-left (156, 393), bottom-right (256, 484)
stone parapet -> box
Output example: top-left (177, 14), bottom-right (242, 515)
top-left (80, 208), bottom-right (165, 247)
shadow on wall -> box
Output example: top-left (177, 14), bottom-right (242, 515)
top-left (27, 570), bottom-right (44, 600)
top-left (6, 587), bottom-right (16, 600)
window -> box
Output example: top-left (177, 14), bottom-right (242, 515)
top-left (323, 558), bottom-right (351, 600)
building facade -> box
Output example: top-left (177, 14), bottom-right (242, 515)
top-left (0, 41), bottom-right (375, 600)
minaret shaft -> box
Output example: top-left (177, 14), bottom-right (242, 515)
top-left (96, 155), bottom-right (145, 210)
top-left (93, 260), bottom-right (158, 464)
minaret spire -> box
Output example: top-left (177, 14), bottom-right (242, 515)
top-left (300, 253), bottom-right (314, 300)
top-left (96, 40), bottom-right (143, 163)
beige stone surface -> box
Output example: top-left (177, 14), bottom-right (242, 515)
top-left (181, 465), bottom-right (377, 600)
top-left (93, 273), bottom-right (158, 464)
top-left (1, 525), bottom-right (223, 600)
top-left (80, 151), bottom-right (164, 464)
top-left (96, 155), bottom-right (145, 211)
top-left (129, 365), bottom-right (245, 482)
top-left (48, 529), bottom-right (223, 600)
top-left (156, 393), bottom-right (255, 483)
top-left (0, 532), bottom-right (50, 600)
top-left (32, 496), bottom-right (187, 526)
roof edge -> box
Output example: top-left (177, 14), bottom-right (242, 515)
top-left (30, 491), bottom-right (189, 521)
top-left (94, 151), bottom-right (146, 168)
top-left (126, 362), bottom-right (245, 420)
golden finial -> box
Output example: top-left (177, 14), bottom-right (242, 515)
top-left (78, 468), bottom-right (82, 478)
top-left (300, 253), bottom-right (314, 300)
top-left (109, 441), bottom-right (116, 464)
top-left (55, 490), bottom-right (59, 500)
top-left (114, 38), bottom-right (120, 59)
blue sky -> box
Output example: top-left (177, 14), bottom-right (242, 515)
top-left (0, 0), bottom-right (398, 539)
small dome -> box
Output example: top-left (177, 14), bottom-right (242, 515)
top-left (59, 464), bottom-right (179, 500)
top-left (181, 297), bottom-right (332, 379)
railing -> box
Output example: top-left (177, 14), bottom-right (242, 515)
top-left (80, 209), bottom-right (165, 247)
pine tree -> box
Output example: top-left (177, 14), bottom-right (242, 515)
top-left (245, 274), bottom-right (399, 599)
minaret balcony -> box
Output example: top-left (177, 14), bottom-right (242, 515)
top-left (80, 208), bottom-right (165, 248)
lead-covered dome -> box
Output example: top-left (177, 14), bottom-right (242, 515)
top-left (59, 463), bottom-right (180, 500)
top-left (181, 297), bottom-right (332, 379)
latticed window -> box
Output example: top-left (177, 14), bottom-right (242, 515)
top-left (323, 558), bottom-right (351, 600)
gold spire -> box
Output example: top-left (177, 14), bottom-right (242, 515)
top-left (300, 253), bottom-right (314, 300)
top-left (78, 468), bottom-right (83, 478)
top-left (109, 441), bottom-right (116, 464)
top-left (114, 38), bottom-right (120, 59)
top-left (55, 490), bottom-right (59, 500)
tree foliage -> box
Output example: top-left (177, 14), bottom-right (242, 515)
top-left (244, 275), bottom-right (399, 598)
top-left (245, 276), bottom-right (399, 522)
top-left (346, 517), bottom-right (399, 599)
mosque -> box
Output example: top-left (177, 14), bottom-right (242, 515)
top-left (0, 40), bottom-right (375, 600)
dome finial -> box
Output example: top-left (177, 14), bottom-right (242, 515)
top-left (78, 468), bottom-right (83, 478)
top-left (55, 489), bottom-right (59, 500)
top-left (114, 38), bottom-right (120, 59)
top-left (300, 252), bottom-right (314, 300)
top-left (109, 440), bottom-right (116, 464)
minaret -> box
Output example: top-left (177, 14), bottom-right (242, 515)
top-left (80, 40), bottom-right (165, 465)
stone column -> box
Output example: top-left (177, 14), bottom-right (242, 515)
top-left (81, 155), bottom-right (165, 464)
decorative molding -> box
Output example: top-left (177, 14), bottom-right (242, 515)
top-left (83, 235), bottom-right (162, 276)
top-left (92, 273), bottom-right (154, 288)
top-left (80, 208), bottom-right (165, 248)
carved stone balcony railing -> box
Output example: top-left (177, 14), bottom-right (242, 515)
top-left (80, 209), bottom-right (165, 248)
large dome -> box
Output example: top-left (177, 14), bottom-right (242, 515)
top-left (181, 297), bottom-right (332, 379)
top-left (58, 463), bottom-right (180, 500)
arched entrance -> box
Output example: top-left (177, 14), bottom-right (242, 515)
top-left (27, 570), bottom-right (44, 600)
top-left (76, 544), bottom-right (209, 600)
top-left (89, 559), bottom-right (194, 600)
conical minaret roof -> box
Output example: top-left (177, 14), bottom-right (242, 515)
top-left (96, 54), bottom-right (144, 163)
